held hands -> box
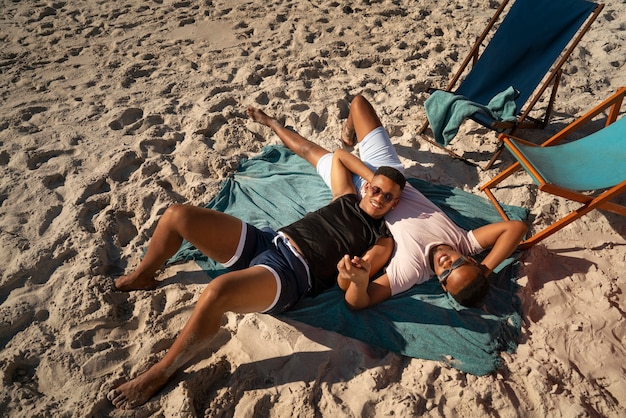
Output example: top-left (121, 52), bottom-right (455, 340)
top-left (337, 255), bottom-right (370, 287)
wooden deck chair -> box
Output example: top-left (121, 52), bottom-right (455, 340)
top-left (480, 87), bottom-right (626, 249)
top-left (418, 0), bottom-right (604, 169)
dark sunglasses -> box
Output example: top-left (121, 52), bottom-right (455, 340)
top-left (369, 185), bottom-right (397, 204)
top-left (437, 256), bottom-right (468, 285)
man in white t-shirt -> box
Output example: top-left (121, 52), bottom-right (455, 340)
top-left (247, 96), bottom-right (527, 307)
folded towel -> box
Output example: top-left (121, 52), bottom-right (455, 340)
top-left (425, 86), bottom-right (519, 145)
top-left (168, 145), bottom-right (528, 375)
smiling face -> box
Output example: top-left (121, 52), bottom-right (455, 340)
top-left (359, 174), bottom-right (402, 219)
top-left (430, 244), bottom-right (483, 297)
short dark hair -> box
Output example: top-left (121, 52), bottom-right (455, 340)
top-left (374, 166), bottom-right (406, 190)
top-left (452, 272), bottom-right (490, 307)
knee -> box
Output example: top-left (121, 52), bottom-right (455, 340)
top-left (351, 94), bottom-right (368, 109)
top-left (161, 204), bottom-right (194, 230)
top-left (163, 203), bottom-right (186, 219)
top-left (200, 284), bottom-right (220, 304)
top-left (350, 94), bottom-right (377, 120)
top-left (197, 283), bottom-right (226, 314)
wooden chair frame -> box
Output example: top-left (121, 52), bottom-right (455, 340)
top-left (480, 87), bottom-right (626, 249)
top-left (418, 0), bottom-right (604, 170)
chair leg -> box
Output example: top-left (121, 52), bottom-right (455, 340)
top-left (519, 204), bottom-right (594, 248)
top-left (481, 187), bottom-right (511, 222)
top-left (484, 141), bottom-right (505, 170)
top-left (519, 183), bottom-right (626, 248)
top-left (542, 69), bottom-right (562, 128)
top-left (418, 119), bottom-right (430, 136)
top-left (480, 161), bottom-right (522, 191)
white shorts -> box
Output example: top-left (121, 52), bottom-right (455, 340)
top-left (315, 126), bottom-right (404, 191)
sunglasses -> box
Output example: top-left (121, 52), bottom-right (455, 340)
top-left (437, 256), bottom-right (468, 285)
top-left (369, 185), bottom-right (397, 204)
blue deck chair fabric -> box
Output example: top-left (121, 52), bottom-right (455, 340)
top-left (509, 117), bottom-right (626, 191)
top-left (168, 145), bottom-right (530, 375)
top-left (456, 0), bottom-right (598, 118)
top-left (480, 86), bottom-right (626, 247)
top-left (421, 0), bottom-right (601, 158)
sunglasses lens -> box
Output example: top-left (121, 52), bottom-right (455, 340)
top-left (452, 257), bottom-right (464, 269)
top-left (438, 256), bottom-right (467, 283)
top-left (370, 185), bottom-right (394, 203)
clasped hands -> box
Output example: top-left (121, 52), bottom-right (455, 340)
top-left (337, 255), bottom-right (370, 286)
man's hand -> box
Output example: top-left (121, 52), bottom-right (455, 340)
top-left (337, 255), bottom-right (370, 287)
top-left (337, 238), bottom-right (394, 310)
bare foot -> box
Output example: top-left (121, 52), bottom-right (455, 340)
top-left (341, 121), bottom-right (356, 146)
top-left (107, 367), bottom-right (169, 410)
top-left (114, 273), bottom-right (157, 291)
top-left (246, 106), bottom-right (282, 129)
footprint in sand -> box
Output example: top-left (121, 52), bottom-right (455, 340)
top-left (308, 109), bottom-right (328, 132)
top-left (41, 173), bottom-right (65, 190)
top-left (181, 356), bottom-right (233, 410)
top-left (19, 106), bottom-right (48, 122)
top-left (120, 64), bottom-right (156, 88)
top-left (107, 150), bottom-right (144, 183)
top-left (108, 107), bottom-right (168, 136)
top-left (81, 345), bottom-right (135, 379)
top-left (69, 320), bottom-right (141, 378)
top-left (38, 204), bottom-right (62, 236)
top-left (0, 301), bottom-right (35, 346)
top-left (69, 314), bottom-right (140, 351)
top-left (0, 150), bottom-right (10, 165)
top-left (108, 108), bottom-right (143, 131)
top-left (26, 148), bottom-right (73, 170)
top-left (90, 207), bottom-right (138, 251)
top-left (3, 354), bottom-right (39, 385)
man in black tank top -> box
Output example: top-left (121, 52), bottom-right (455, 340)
top-left (108, 125), bottom-right (406, 409)
top-left (247, 98), bottom-right (526, 311)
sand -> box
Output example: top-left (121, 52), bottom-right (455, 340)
top-left (1, 0), bottom-right (625, 416)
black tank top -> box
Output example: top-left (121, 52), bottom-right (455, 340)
top-left (279, 194), bottom-right (390, 296)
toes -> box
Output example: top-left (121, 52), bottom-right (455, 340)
top-left (107, 387), bottom-right (131, 409)
top-left (106, 389), bottom-right (118, 402)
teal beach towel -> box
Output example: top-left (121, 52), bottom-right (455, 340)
top-left (425, 87), bottom-right (519, 146)
top-left (169, 145), bottom-right (528, 375)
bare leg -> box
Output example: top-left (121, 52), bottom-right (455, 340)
top-left (247, 106), bottom-right (330, 168)
top-left (343, 95), bottom-right (384, 146)
top-left (108, 265), bottom-right (278, 409)
top-left (115, 204), bottom-right (244, 291)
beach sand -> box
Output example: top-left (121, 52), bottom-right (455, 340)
top-left (1, 0), bottom-right (625, 416)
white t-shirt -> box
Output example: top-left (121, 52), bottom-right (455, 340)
top-left (384, 184), bottom-right (484, 295)
top-left (318, 126), bottom-right (484, 295)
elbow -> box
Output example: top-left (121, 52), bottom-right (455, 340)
top-left (344, 299), bottom-right (368, 311)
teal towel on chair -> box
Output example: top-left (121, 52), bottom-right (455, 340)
top-left (168, 145), bottom-right (529, 376)
top-left (425, 86), bottom-right (519, 146)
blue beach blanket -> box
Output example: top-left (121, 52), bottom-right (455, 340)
top-left (169, 145), bottom-right (528, 375)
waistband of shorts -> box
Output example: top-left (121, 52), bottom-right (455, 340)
top-left (274, 232), bottom-right (312, 288)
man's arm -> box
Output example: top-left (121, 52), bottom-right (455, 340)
top-left (333, 149), bottom-right (375, 182)
top-left (329, 151), bottom-right (357, 199)
top-left (337, 236), bottom-right (394, 310)
top-left (329, 149), bottom-right (377, 199)
top-left (472, 220), bottom-right (528, 275)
